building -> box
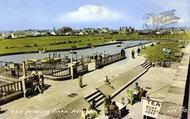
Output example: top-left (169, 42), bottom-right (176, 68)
top-left (119, 26), bottom-right (134, 33)
top-left (58, 27), bottom-right (73, 33)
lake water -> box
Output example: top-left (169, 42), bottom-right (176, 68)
top-left (0, 40), bottom-right (148, 64)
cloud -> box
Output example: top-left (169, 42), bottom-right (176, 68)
top-left (56, 5), bottom-right (122, 22)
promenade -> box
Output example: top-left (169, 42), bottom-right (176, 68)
top-left (0, 45), bottom-right (147, 119)
top-left (1, 42), bottom-right (188, 119)
top-left (98, 43), bottom-right (190, 119)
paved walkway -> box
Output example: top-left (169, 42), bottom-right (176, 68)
top-left (0, 45), bottom-right (149, 119)
top-left (97, 65), bottom-right (147, 96)
top-left (98, 43), bottom-right (190, 119)
top-left (158, 43), bottom-right (190, 119)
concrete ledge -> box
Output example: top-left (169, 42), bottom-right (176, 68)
top-left (44, 74), bottom-right (71, 80)
top-left (111, 69), bottom-right (148, 99)
top-left (0, 91), bottom-right (23, 106)
top-left (96, 65), bottom-right (149, 98)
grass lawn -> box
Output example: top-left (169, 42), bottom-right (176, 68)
top-left (0, 35), bottom-right (117, 55)
top-left (0, 32), bottom-right (189, 55)
top-left (141, 41), bottom-right (183, 62)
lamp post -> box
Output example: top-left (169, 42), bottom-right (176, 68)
top-left (69, 50), bottom-right (77, 80)
top-left (91, 44), bottom-right (95, 60)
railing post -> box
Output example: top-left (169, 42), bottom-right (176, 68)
top-left (22, 61), bottom-right (27, 77)
top-left (19, 76), bottom-right (28, 98)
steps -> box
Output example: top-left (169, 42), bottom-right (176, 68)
top-left (84, 90), bottom-right (105, 107)
top-left (84, 62), bottom-right (151, 108)
top-left (140, 61), bottom-right (151, 69)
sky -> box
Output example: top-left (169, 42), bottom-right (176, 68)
top-left (0, 0), bottom-right (189, 31)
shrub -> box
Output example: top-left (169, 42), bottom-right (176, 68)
top-left (68, 41), bottom-right (72, 43)
top-left (87, 43), bottom-right (92, 47)
top-left (9, 46), bottom-right (15, 49)
top-left (73, 41), bottom-right (77, 43)
top-left (34, 43), bottom-right (38, 47)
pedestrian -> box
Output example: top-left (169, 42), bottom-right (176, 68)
top-left (38, 71), bottom-right (44, 90)
top-left (138, 88), bottom-right (144, 101)
top-left (99, 54), bottom-right (103, 63)
top-left (104, 95), bottom-right (111, 108)
top-left (137, 48), bottom-right (141, 56)
top-left (127, 89), bottom-right (133, 104)
top-left (105, 76), bottom-right (111, 85)
top-left (90, 99), bottom-right (101, 114)
top-left (31, 71), bottom-right (42, 94)
top-left (134, 82), bottom-right (140, 91)
top-left (142, 89), bottom-right (147, 97)
top-left (79, 76), bottom-right (83, 88)
top-left (121, 49), bottom-right (125, 57)
top-left (94, 55), bottom-right (98, 61)
top-left (104, 96), bottom-right (111, 116)
top-left (34, 76), bottom-right (42, 94)
top-left (132, 82), bottom-right (140, 104)
top-left (108, 101), bottom-right (120, 119)
top-left (131, 49), bottom-right (135, 58)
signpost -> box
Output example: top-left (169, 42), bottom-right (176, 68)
top-left (142, 97), bottom-right (162, 119)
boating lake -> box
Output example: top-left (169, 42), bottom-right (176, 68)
top-left (0, 40), bottom-right (148, 64)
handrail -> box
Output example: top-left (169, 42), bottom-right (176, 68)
top-left (96, 53), bottom-right (126, 68)
top-left (0, 81), bottom-right (22, 97)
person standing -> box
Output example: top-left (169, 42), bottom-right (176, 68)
top-left (79, 76), bottom-right (83, 88)
top-left (90, 99), bottom-right (101, 114)
top-left (131, 49), bottom-right (135, 59)
top-left (138, 88), bottom-right (145, 101)
top-left (38, 71), bottom-right (44, 91)
top-left (31, 71), bottom-right (42, 94)
top-left (120, 49), bottom-right (125, 57)
top-left (137, 48), bottom-right (141, 56)
top-left (127, 89), bottom-right (133, 104)
top-left (104, 95), bottom-right (112, 115)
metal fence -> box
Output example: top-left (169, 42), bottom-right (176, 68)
top-left (46, 64), bottom-right (88, 78)
top-left (49, 67), bottom-right (71, 77)
top-left (96, 53), bottom-right (126, 68)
